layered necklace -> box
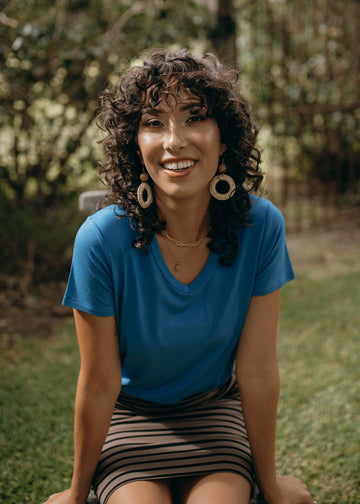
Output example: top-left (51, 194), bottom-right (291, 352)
top-left (160, 228), bottom-right (207, 272)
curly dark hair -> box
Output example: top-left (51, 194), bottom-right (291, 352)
top-left (96, 48), bottom-right (263, 265)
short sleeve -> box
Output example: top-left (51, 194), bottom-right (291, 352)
top-left (252, 203), bottom-right (294, 296)
top-left (62, 217), bottom-right (115, 316)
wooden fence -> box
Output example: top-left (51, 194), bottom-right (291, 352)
top-left (235, 0), bottom-right (360, 230)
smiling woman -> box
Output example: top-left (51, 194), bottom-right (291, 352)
top-left (96, 49), bottom-right (263, 267)
top-left (137, 93), bottom-right (225, 204)
top-left (42, 49), bottom-right (315, 504)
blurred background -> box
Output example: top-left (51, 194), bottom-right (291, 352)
top-left (1, 2), bottom-right (359, 502)
top-left (0, 0), bottom-right (359, 305)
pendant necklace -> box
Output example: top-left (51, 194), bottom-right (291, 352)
top-left (160, 228), bottom-right (207, 272)
top-left (165, 244), bottom-right (196, 272)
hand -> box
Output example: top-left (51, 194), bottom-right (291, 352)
top-left (42, 488), bottom-right (86, 504)
top-left (264, 475), bottom-right (315, 504)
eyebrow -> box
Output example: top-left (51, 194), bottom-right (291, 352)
top-left (142, 101), bottom-right (205, 115)
top-left (180, 102), bottom-right (204, 111)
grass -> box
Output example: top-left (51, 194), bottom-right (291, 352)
top-left (0, 323), bottom-right (79, 503)
top-left (276, 266), bottom-right (360, 503)
top-left (1, 252), bottom-right (359, 503)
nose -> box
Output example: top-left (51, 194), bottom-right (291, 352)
top-left (163, 121), bottom-right (187, 152)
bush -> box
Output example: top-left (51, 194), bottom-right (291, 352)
top-left (0, 195), bottom-right (83, 291)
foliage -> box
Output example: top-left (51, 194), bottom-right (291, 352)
top-left (0, 0), bottom-right (210, 284)
top-left (0, 0), bottom-right (209, 206)
top-left (0, 193), bottom-right (83, 290)
top-left (1, 253), bottom-right (359, 503)
top-left (234, 0), bottom-right (360, 194)
top-left (1, 0), bottom-right (359, 286)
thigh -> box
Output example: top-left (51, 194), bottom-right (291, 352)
top-left (107, 479), bottom-right (173, 504)
top-left (176, 472), bottom-right (251, 504)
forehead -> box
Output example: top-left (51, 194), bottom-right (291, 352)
top-left (142, 84), bottom-right (206, 113)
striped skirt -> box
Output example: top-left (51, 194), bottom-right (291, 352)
top-left (93, 375), bottom-right (255, 503)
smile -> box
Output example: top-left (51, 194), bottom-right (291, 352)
top-left (162, 160), bottom-right (196, 171)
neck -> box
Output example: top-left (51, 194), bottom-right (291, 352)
top-left (155, 192), bottom-right (210, 243)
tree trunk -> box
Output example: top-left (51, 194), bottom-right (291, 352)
top-left (206, 0), bottom-right (237, 67)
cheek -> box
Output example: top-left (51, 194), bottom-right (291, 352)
top-left (199, 123), bottom-right (221, 151)
top-left (137, 133), bottom-right (155, 161)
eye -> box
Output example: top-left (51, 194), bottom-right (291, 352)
top-left (187, 113), bottom-right (207, 123)
top-left (142, 118), bottom-right (163, 128)
top-left (186, 105), bottom-right (208, 123)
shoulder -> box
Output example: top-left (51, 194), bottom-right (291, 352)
top-left (82, 204), bottom-right (126, 233)
top-left (234, 196), bottom-right (287, 252)
top-left (247, 195), bottom-right (286, 236)
top-left (248, 195), bottom-right (284, 224)
top-left (75, 205), bottom-right (136, 251)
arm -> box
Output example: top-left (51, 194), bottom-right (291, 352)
top-left (44, 310), bottom-right (121, 504)
top-left (236, 291), bottom-right (313, 504)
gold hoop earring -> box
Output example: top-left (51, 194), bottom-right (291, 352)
top-left (137, 172), bottom-right (153, 209)
top-left (209, 159), bottom-right (236, 200)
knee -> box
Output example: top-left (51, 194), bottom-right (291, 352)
top-left (177, 472), bottom-right (251, 504)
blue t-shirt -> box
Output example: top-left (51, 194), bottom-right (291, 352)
top-left (63, 196), bottom-right (294, 404)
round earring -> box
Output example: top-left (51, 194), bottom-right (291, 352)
top-left (137, 172), bottom-right (153, 209)
top-left (209, 159), bottom-right (236, 201)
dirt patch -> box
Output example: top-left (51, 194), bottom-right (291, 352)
top-left (0, 279), bottom-right (72, 348)
top-left (287, 221), bottom-right (360, 277)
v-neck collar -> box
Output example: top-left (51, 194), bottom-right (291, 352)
top-left (150, 236), bottom-right (218, 294)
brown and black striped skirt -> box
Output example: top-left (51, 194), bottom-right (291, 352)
top-left (93, 374), bottom-right (255, 503)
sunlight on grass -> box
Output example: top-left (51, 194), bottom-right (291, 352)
top-left (277, 269), bottom-right (360, 503)
top-left (1, 264), bottom-right (359, 503)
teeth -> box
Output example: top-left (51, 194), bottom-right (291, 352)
top-left (163, 160), bottom-right (195, 170)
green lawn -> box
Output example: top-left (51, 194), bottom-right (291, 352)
top-left (276, 266), bottom-right (360, 504)
top-left (0, 322), bottom-right (79, 503)
top-left (1, 256), bottom-right (359, 503)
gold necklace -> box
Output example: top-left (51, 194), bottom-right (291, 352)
top-left (160, 230), bottom-right (203, 248)
top-left (163, 242), bottom-right (195, 272)
top-left (160, 226), bottom-right (208, 272)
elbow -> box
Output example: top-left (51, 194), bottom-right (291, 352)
top-left (236, 364), bottom-right (280, 393)
top-left (97, 375), bottom-right (122, 400)
top-left (235, 350), bottom-right (279, 383)
top-left (78, 368), bottom-right (122, 402)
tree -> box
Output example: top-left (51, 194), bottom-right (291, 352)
top-left (199, 0), bottom-right (237, 67)
top-left (234, 0), bottom-right (360, 199)
top-left (0, 0), bottom-right (210, 285)
top-left (0, 0), bottom-right (209, 208)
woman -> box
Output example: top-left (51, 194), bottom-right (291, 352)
top-left (44, 49), bottom-right (315, 504)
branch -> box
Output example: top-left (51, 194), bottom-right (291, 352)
top-left (97, 1), bottom-right (149, 46)
top-left (0, 12), bottom-right (18, 28)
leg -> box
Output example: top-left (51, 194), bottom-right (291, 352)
top-left (107, 479), bottom-right (173, 504)
top-left (176, 472), bottom-right (251, 504)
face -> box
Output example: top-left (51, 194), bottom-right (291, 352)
top-left (137, 89), bottom-right (226, 204)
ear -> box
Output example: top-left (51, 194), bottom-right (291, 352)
top-left (220, 144), bottom-right (227, 156)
